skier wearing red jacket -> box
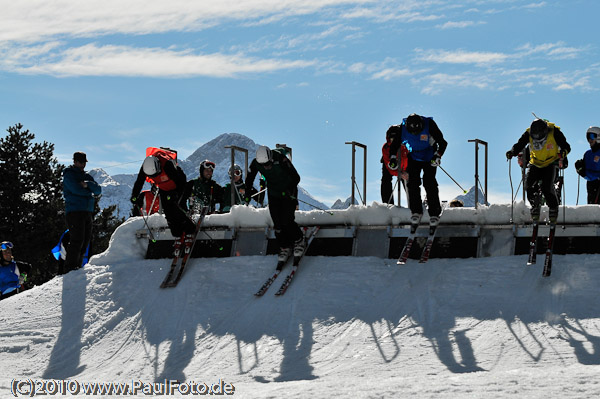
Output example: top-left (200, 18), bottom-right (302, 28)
top-left (131, 148), bottom-right (195, 238)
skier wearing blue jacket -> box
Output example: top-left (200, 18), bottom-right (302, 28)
top-left (0, 241), bottom-right (31, 300)
top-left (575, 126), bottom-right (600, 204)
top-left (62, 152), bottom-right (101, 274)
top-left (386, 114), bottom-right (448, 225)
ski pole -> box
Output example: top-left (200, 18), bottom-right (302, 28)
top-left (290, 195), bottom-right (334, 215)
top-left (136, 204), bottom-right (157, 243)
top-left (387, 178), bottom-right (399, 205)
top-left (560, 169), bottom-right (566, 229)
top-left (438, 165), bottom-right (467, 194)
top-left (250, 187), bottom-right (267, 198)
top-left (576, 175), bottom-right (580, 205)
top-left (508, 158), bottom-right (514, 223)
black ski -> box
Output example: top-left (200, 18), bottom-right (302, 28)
top-left (274, 226), bottom-right (320, 296)
top-left (254, 270), bottom-right (282, 296)
top-left (397, 217), bottom-right (421, 265)
top-left (161, 207), bottom-right (209, 288)
top-left (160, 234), bottom-right (185, 288)
top-left (418, 223), bottom-right (439, 263)
top-left (542, 223), bottom-right (556, 277)
top-left (527, 221), bottom-right (539, 265)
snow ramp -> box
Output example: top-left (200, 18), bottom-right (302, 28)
top-left (2, 217), bottom-right (600, 398)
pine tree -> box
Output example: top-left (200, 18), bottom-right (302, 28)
top-left (0, 123), bottom-right (65, 285)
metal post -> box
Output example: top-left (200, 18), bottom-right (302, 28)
top-left (224, 145), bottom-right (249, 208)
top-left (468, 139), bottom-right (488, 208)
top-left (345, 141), bottom-right (367, 205)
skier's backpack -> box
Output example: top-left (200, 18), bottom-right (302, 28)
top-left (144, 147), bottom-right (178, 188)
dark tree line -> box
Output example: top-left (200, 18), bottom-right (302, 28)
top-left (0, 123), bottom-right (124, 287)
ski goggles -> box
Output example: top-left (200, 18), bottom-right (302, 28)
top-left (1, 241), bottom-right (14, 250)
top-left (201, 161), bottom-right (216, 170)
top-left (587, 132), bottom-right (598, 141)
top-left (232, 169), bottom-right (242, 176)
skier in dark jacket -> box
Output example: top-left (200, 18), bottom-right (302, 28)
top-left (62, 152), bottom-right (101, 274)
top-left (506, 119), bottom-right (571, 222)
top-left (386, 114), bottom-right (448, 226)
top-left (222, 164), bottom-right (247, 213)
top-left (131, 148), bottom-right (195, 238)
top-left (0, 241), bottom-right (31, 300)
top-left (185, 159), bottom-right (224, 214)
top-left (244, 146), bottom-right (303, 265)
top-left (575, 126), bottom-right (600, 204)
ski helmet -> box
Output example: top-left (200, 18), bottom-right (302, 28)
top-left (199, 160), bottom-right (216, 176)
top-left (586, 126), bottom-right (600, 144)
top-left (529, 119), bottom-right (549, 140)
top-left (142, 156), bottom-right (161, 177)
top-left (406, 114), bottom-right (424, 134)
top-left (256, 146), bottom-right (272, 164)
top-left (229, 164), bottom-right (243, 178)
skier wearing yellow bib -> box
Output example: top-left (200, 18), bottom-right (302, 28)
top-left (506, 119), bottom-right (570, 222)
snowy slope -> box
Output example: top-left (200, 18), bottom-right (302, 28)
top-left (2, 215), bottom-right (600, 398)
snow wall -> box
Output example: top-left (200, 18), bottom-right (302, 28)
top-left (135, 202), bottom-right (600, 260)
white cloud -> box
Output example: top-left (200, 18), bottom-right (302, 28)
top-left (436, 20), bottom-right (485, 29)
top-left (416, 72), bottom-right (492, 95)
top-left (0, 0), bottom-right (372, 43)
top-left (3, 44), bottom-right (316, 78)
top-left (370, 68), bottom-right (412, 80)
top-left (416, 49), bottom-right (509, 65)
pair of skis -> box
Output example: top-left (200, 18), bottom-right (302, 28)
top-left (160, 207), bottom-right (209, 288)
top-left (255, 226), bottom-right (320, 297)
top-left (397, 218), bottom-right (439, 265)
top-left (526, 221), bottom-right (556, 277)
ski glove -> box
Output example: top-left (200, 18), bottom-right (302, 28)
top-left (505, 150), bottom-right (513, 160)
top-left (130, 195), bottom-right (138, 205)
top-left (430, 153), bottom-right (441, 167)
top-left (575, 159), bottom-right (586, 177)
top-left (387, 156), bottom-right (398, 171)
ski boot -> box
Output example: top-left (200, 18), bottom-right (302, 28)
top-left (276, 247), bottom-right (292, 270)
top-left (410, 213), bottom-right (422, 234)
top-left (293, 237), bottom-right (306, 258)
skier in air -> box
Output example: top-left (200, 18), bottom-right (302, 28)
top-left (506, 119), bottom-right (571, 223)
top-left (185, 160), bottom-right (224, 214)
top-left (575, 126), bottom-right (600, 204)
top-left (386, 113), bottom-right (447, 227)
top-left (244, 146), bottom-right (303, 264)
top-left (0, 241), bottom-right (31, 300)
top-left (131, 148), bottom-right (195, 239)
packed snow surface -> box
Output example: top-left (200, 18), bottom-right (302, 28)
top-left (2, 204), bottom-right (600, 398)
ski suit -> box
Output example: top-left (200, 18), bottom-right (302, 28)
top-left (387, 117), bottom-right (447, 217)
top-left (185, 176), bottom-right (224, 214)
top-left (132, 150), bottom-right (195, 238)
top-left (576, 143), bottom-right (600, 204)
top-left (245, 148), bottom-right (302, 249)
top-left (508, 123), bottom-right (571, 214)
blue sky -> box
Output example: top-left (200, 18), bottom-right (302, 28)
top-left (1, 0), bottom-right (599, 207)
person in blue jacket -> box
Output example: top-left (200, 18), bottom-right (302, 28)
top-left (386, 114), bottom-right (448, 226)
top-left (62, 152), bottom-right (101, 274)
top-left (0, 241), bottom-right (31, 300)
top-left (575, 126), bottom-right (600, 204)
